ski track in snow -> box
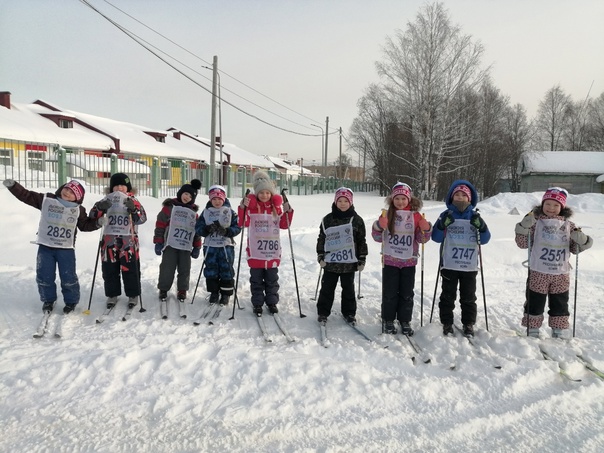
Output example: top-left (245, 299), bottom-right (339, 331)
top-left (1, 190), bottom-right (604, 452)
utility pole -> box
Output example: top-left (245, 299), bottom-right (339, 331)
top-left (210, 55), bottom-right (218, 185)
top-left (339, 127), bottom-right (342, 179)
top-left (324, 116), bottom-right (329, 168)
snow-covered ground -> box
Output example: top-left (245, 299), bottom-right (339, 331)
top-left (1, 186), bottom-right (603, 452)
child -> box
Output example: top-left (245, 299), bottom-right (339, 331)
top-left (372, 182), bottom-right (432, 335)
top-left (431, 180), bottom-right (490, 337)
top-left (316, 187), bottom-right (367, 325)
top-left (3, 178), bottom-right (100, 313)
top-left (514, 187), bottom-right (593, 338)
top-left (238, 171), bottom-right (293, 315)
top-left (154, 179), bottom-right (203, 302)
top-left (195, 184), bottom-right (241, 305)
top-left (89, 173), bottom-right (147, 309)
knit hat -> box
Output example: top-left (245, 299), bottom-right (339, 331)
top-left (391, 182), bottom-right (412, 202)
top-left (542, 187), bottom-right (568, 208)
top-left (110, 173), bottom-right (132, 192)
top-left (177, 179), bottom-right (202, 203)
top-left (334, 187), bottom-right (353, 205)
top-left (208, 184), bottom-right (226, 201)
top-left (452, 184), bottom-right (471, 201)
top-left (253, 171), bottom-right (275, 195)
top-left (63, 179), bottom-right (86, 203)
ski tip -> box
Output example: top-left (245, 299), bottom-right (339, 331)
top-left (162, 316), bottom-right (168, 320)
top-left (180, 315), bottom-right (187, 319)
top-left (300, 314), bottom-right (307, 318)
top-left (95, 319), bottom-right (102, 324)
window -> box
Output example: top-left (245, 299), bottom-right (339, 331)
top-left (0, 148), bottom-right (13, 166)
top-left (27, 150), bottom-right (46, 171)
top-left (59, 119), bottom-right (73, 129)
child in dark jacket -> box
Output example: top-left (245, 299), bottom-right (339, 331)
top-left (514, 187), bottom-right (593, 338)
top-left (372, 182), bottom-right (432, 335)
top-left (154, 179), bottom-right (203, 302)
top-left (3, 178), bottom-right (100, 313)
top-left (89, 173), bottom-right (147, 310)
top-left (316, 187), bottom-right (368, 325)
top-left (431, 180), bottom-right (490, 337)
top-left (195, 185), bottom-right (241, 306)
top-left (238, 171), bottom-right (293, 316)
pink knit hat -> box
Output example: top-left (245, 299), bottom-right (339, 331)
top-left (391, 182), bottom-right (412, 201)
top-left (208, 185), bottom-right (226, 201)
top-left (542, 187), bottom-right (568, 208)
top-left (334, 187), bottom-right (353, 204)
top-left (452, 184), bottom-right (471, 201)
top-left (63, 180), bottom-right (85, 203)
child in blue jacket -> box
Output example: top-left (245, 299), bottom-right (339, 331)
top-left (431, 180), bottom-right (490, 337)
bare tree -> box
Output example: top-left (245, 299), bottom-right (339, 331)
top-left (502, 104), bottom-right (533, 192)
top-left (533, 85), bottom-right (571, 151)
top-left (585, 92), bottom-right (604, 150)
top-left (375, 2), bottom-right (488, 199)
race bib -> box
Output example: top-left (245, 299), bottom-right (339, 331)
top-left (248, 213), bottom-right (281, 260)
top-left (383, 210), bottom-right (415, 260)
top-left (165, 206), bottom-right (197, 251)
top-left (442, 219), bottom-right (479, 271)
top-left (203, 207), bottom-right (232, 248)
top-left (36, 196), bottom-right (78, 249)
top-left (529, 218), bottom-right (570, 274)
top-left (103, 191), bottom-right (130, 236)
top-left (323, 218), bottom-right (356, 264)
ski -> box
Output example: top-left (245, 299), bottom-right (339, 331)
top-left (342, 316), bottom-right (373, 342)
top-left (575, 354), bottom-right (604, 381)
top-left (539, 346), bottom-right (581, 382)
top-left (178, 298), bottom-right (187, 319)
top-left (122, 304), bottom-right (136, 322)
top-left (255, 314), bottom-right (272, 343)
top-left (208, 304), bottom-right (225, 325)
top-left (319, 321), bottom-right (329, 348)
top-left (54, 314), bottom-right (70, 338)
top-left (454, 324), bottom-right (502, 369)
top-left (193, 303), bottom-right (217, 325)
top-left (398, 334), bottom-right (431, 364)
top-left (160, 298), bottom-right (168, 320)
top-left (33, 311), bottom-right (52, 338)
top-left (96, 305), bottom-right (116, 324)
top-left (272, 313), bottom-right (295, 342)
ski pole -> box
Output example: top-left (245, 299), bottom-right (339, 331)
top-left (310, 267), bottom-right (322, 301)
top-left (357, 271), bottom-right (363, 299)
top-left (190, 247), bottom-right (208, 305)
top-left (83, 228), bottom-right (103, 315)
top-left (129, 212), bottom-right (146, 313)
top-left (281, 188), bottom-right (306, 318)
top-left (525, 215), bottom-right (533, 337)
top-left (223, 245), bottom-right (243, 310)
top-left (429, 258), bottom-right (440, 323)
top-left (230, 189), bottom-right (250, 320)
top-left (420, 213), bottom-right (426, 327)
top-left (475, 211), bottom-right (488, 332)
top-left (572, 242), bottom-right (579, 338)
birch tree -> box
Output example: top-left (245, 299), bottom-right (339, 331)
top-left (534, 85), bottom-right (571, 151)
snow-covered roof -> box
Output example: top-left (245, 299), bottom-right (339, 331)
top-left (521, 151), bottom-right (604, 175)
top-left (265, 155), bottom-right (312, 175)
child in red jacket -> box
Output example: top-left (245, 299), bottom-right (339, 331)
top-left (238, 171), bottom-right (293, 316)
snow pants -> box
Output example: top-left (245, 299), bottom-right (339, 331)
top-left (316, 270), bottom-right (356, 319)
top-left (522, 270), bottom-right (570, 329)
top-left (204, 245), bottom-right (235, 296)
top-left (438, 268), bottom-right (477, 326)
top-left (158, 246), bottom-right (192, 292)
top-left (249, 267), bottom-right (279, 307)
top-left (382, 265), bottom-right (416, 323)
top-left (36, 245), bottom-right (80, 306)
top-left (102, 258), bottom-right (141, 298)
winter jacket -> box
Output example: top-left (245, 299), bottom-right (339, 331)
top-left (196, 198), bottom-right (240, 246)
top-left (8, 181), bottom-right (99, 245)
top-left (237, 194), bottom-right (294, 269)
top-left (89, 190), bottom-right (147, 262)
top-left (431, 179), bottom-right (491, 246)
top-left (154, 198), bottom-right (202, 249)
top-left (372, 196), bottom-right (431, 268)
top-left (317, 204), bottom-right (368, 274)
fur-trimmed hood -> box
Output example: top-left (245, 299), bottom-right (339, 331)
top-left (162, 197), bottom-right (199, 212)
top-left (532, 204), bottom-right (573, 220)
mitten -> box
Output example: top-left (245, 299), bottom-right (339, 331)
top-left (3, 179), bottom-right (15, 188)
top-left (97, 217), bottom-right (108, 227)
top-left (520, 213), bottom-right (536, 229)
top-left (378, 216), bottom-right (388, 230)
top-left (213, 221), bottom-right (227, 236)
top-left (470, 213), bottom-right (487, 232)
top-left (443, 213), bottom-right (455, 228)
top-left (240, 196), bottom-right (250, 208)
top-left (124, 197), bottom-right (136, 213)
top-left (318, 254), bottom-right (326, 268)
top-left (319, 260), bottom-right (327, 268)
top-left (357, 260), bottom-right (365, 272)
top-left (570, 229), bottom-right (588, 246)
top-left (96, 198), bottom-right (112, 212)
top-left (418, 218), bottom-right (431, 231)
top-left (155, 243), bottom-right (163, 256)
top-left (283, 202), bottom-right (292, 212)
top-left (191, 247), bottom-right (200, 259)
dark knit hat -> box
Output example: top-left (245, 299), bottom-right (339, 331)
top-left (110, 173), bottom-right (132, 192)
top-left (177, 179), bottom-right (202, 203)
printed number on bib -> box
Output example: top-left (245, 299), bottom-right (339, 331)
top-left (46, 226), bottom-right (73, 239)
top-left (539, 248), bottom-right (566, 263)
top-left (108, 215), bottom-right (130, 227)
top-left (257, 239), bottom-right (279, 251)
top-left (451, 247), bottom-right (475, 261)
top-left (173, 228), bottom-right (193, 242)
top-left (388, 234), bottom-right (412, 247)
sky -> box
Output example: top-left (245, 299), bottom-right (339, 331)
top-left (1, 181), bottom-right (604, 451)
top-left (1, 0), bottom-right (603, 165)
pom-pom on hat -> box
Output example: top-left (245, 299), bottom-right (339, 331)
top-left (334, 187), bottom-right (354, 205)
top-left (208, 184), bottom-right (226, 201)
top-left (253, 171), bottom-right (275, 195)
top-left (542, 187), bottom-right (568, 208)
top-left (110, 173), bottom-right (132, 192)
top-left (452, 184), bottom-right (472, 201)
top-left (391, 182), bottom-right (412, 202)
top-left (177, 179), bottom-right (202, 203)
top-left (63, 179), bottom-right (86, 204)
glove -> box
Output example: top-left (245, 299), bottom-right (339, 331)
top-left (97, 217), bottom-right (108, 227)
top-left (3, 179), bottom-right (15, 188)
top-left (470, 213), bottom-right (487, 233)
top-left (418, 218), bottom-right (430, 231)
top-left (319, 260), bottom-right (327, 268)
top-left (191, 247), bottom-right (200, 259)
top-left (124, 198), bottom-right (136, 213)
top-left (213, 221), bottom-right (227, 236)
top-left (437, 213), bottom-right (454, 230)
top-left (240, 196), bottom-right (250, 208)
top-left (155, 243), bottom-right (163, 256)
top-left (357, 261), bottom-right (365, 272)
top-left (520, 213), bottom-right (536, 229)
top-left (318, 255), bottom-right (326, 268)
top-left (96, 198), bottom-right (112, 212)
top-left (378, 216), bottom-right (388, 230)
top-left (570, 229), bottom-right (588, 246)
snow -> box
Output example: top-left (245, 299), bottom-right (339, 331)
top-left (1, 187), bottom-right (603, 452)
top-left (521, 151), bottom-right (604, 175)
